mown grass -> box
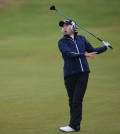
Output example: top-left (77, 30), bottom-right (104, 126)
top-left (0, 0), bottom-right (120, 134)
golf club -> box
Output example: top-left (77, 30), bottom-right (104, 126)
top-left (50, 5), bottom-right (113, 49)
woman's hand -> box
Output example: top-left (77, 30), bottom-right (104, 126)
top-left (85, 52), bottom-right (97, 59)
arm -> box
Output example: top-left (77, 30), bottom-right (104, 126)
top-left (58, 39), bottom-right (85, 59)
top-left (83, 36), bottom-right (107, 54)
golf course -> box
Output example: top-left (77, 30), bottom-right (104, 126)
top-left (0, 0), bottom-right (119, 134)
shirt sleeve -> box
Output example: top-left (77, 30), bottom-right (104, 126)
top-left (83, 36), bottom-right (107, 54)
top-left (58, 39), bottom-right (85, 59)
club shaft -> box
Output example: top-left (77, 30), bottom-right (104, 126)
top-left (55, 9), bottom-right (113, 49)
top-left (56, 10), bottom-right (71, 20)
top-left (57, 9), bottom-right (101, 41)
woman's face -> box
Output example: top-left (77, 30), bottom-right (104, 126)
top-left (62, 24), bottom-right (74, 35)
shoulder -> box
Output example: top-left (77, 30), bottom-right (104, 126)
top-left (58, 37), bottom-right (65, 49)
top-left (58, 37), bottom-right (66, 42)
top-left (76, 35), bottom-right (86, 44)
top-left (77, 34), bottom-right (86, 40)
top-left (58, 37), bottom-right (67, 46)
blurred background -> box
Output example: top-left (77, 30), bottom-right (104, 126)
top-left (0, 0), bottom-right (119, 134)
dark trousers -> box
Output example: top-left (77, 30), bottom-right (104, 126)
top-left (64, 72), bottom-right (89, 131)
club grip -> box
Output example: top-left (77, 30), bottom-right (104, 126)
top-left (109, 45), bottom-right (113, 49)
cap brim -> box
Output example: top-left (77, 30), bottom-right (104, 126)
top-left (59, 21), bottom-right (65, 27)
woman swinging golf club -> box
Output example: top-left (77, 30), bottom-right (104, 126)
top-left (58, 20), bottom-right (110, 132)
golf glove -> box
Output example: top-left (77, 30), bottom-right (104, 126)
top-left (103, 41), bottom-right (111, 49)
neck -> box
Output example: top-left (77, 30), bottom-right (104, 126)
top-left (70, 35), bottom-right (74, 38)
top-left (69, 32), bottom-right (74, 36)
top-left (64, 32), bottom-right (78, 39)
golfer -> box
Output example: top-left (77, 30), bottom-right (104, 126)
top-left (58, 20), bottom-right (110, 132)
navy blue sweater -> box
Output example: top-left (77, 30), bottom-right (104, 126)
top-left (58, 32), bottom-right (107, 78)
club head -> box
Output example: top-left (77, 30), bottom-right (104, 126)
top-left (50, 5), bottom-right (56, 10)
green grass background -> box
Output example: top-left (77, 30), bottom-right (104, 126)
top-left (0, 0), bottom-right (120, 134)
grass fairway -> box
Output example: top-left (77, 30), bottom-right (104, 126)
top-left (0, 0), bottom-right (120, 134)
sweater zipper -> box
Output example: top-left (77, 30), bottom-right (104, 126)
top-left (67, 38), bottom-right (84, 72)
